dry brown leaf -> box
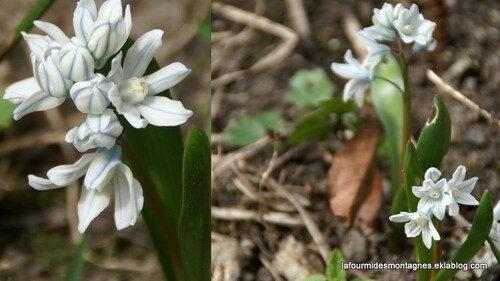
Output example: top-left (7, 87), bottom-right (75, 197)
top-left (358, 168), bottom-right (383, 228)
top-left (328, 122), bottom-right (381, 228)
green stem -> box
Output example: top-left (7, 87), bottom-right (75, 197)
top-left (0, 0), bottom-right (55, 61)
top-left (431, 220), bottom-right (442, 280)
top-left (398, 48), bottom-right (412, 185)
top-left (373, 75), bottom-right (405, 95)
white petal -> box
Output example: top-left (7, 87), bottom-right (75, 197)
top-left (343, 78), bottom-right (367, 107)
top-left (448, 165), bottom-right (466, 187)
top-left (456, 177), bottom-right (478, 193)
top-left (137, 96), bottom-right (193, 127)
top-left (47, 153), bottom-right (95, 186)
top-left (455, 193), bottom-right (479, 206)
top-left (28, 175), bottom-right (63, 190)
top-left (405, 221), bottom-right (422, 237)
top-left (412, 185), bottom-right (430, 198)
top-left (13, 90), bottom-right (65, 120)
top-left (97, 0), bottom-right (122, 21)
top-left (73, 2), bottom-right (95, 42)
top-left (424, 167), bottom-right (442, 182)
top-left (421, 224), bottom-right (433, 249)
top-left (145, 62), bottom-right (191, 95)
top-left (114, 164), bottom-right (144, 230)
top-left (59, 37), bottom-right (95, 81)
top-left (34, 20), bottom-right (69, 44)
top-left (389, 213), bottom-right (411, 223)
top-left (86, 20), bottom-right (118, 61)
top-left (123, 29), bottom-right (163, 78)
top-left (84, 146), bottom-right (122, 190)
top-left (70, 74), bottom-right (113, 114)
top-left (123, 5), bottom-right (132, 36)
top-left (4, 77), bottom-right (40, 104)
top-left (35, 53), bottom-right (74, 98)
top-left (77, 183), bottom-right (112, 233)
top-left (21, 33), bottom-right (49, 55)
top-left (433, 201), bottom-right (446, 220)
top-left (448, 201), bottom-right (459, 216)
top-left (493, 201), bottom-right (500, 220)
top-left (107, 52), bottom-right (124, 83)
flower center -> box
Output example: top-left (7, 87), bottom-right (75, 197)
top-left (429, 188), bottom-right (441, 199)
top-left (451, 188), bottom-right (460, 197)
top-left (402, 25), bottom-right (413, 35)
top-left (119, 77), bottom-right (148, 104)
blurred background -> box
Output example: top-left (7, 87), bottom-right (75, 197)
top-left (0, 0), bottom-right (209, 280)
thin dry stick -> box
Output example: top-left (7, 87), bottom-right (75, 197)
top-left (231, 165), bottom-right (259, 201)
top-left (426, 69), bottom-right (500, 127)
top-left (211, 206), bottom-right (304, 227)
top-left (343, 13), bottom-right (367, 59)
top-left (284, 0), bottom-right (311, 39)
top-left (213, 136), bottom-right (273, 178)
top-left (211, 2), bottom-right (299, 87)
top-left (266, 178), bottom-right (331, 263)
top-left (259, 255), bottom-right (285, 281)
top-left (0, 131), bottom-right (66, 156)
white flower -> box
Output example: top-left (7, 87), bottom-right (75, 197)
top-left (59, 37), bottom-right (95, 81)
top-left (363, 3), bottom-right (404, 42)
top-left (4, 35), bottom-right (70, 120)
top-left (66, 109), bottom-right (123, 152)
top-left (446, 165), bottom-right (479, 216)
top-left (490, 202), bottom-right (500, 250)
top-left (75, 0), bottom-right (132, 68)
top-left (357, 31), bottom-right (390, 67)
top-left (413, 38), bottom-right (437, 53)
top-left (70, 73), bottom-right (114, 114)
top-left (107, 29), bottom-right (193, 128)
top-left (393, 4), bottom-right (436, 46)
top-left (28, 145), bottom-right (143, 233)
top-left (331, 50), bottom-right (372, 107)
top-left (390, 211), bottom-right (440, 249)
top-left (412, 178), bottom-right (452, 220)
top-left (424, 167), bottom-right (442, 182)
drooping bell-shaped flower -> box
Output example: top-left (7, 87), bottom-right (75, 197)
top-left (28, 145), bottom-right (144, 233)
top-left (107, 29), bottom-right (193, 128)
top-left (331, 49), bottom-right (372, 107)
top-left (70, 73), bottom-right (114, 114)
top-left (66, 109), bottom-right (123, 152)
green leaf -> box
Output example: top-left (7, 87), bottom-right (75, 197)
top-left (326, 249), bottom-right (347, 281)
top-left (255, 110), bottom-right (288, 132)
top-left (223, 110), bottom-right (286, 147)
top-left (388, 185), bottom-right (407, 252)
top-left (302, 275), bottom-right (328, 281)
top-left (0, 91), bottom-right (16, 128)
top-left (286, 68), bottom-right (334, 108)
top-left (416, 95), bottom-right (451, 171)
top-left (223, 116), bottom-right (267, 147)
top-left (403, 143), bottom-right (432, 281)
top-left (370, 54), bottom-right (403, 196)
top-left (487, 237), bottom-right (500, 263)
top-left (179, 128), bottom-right (211, 281)
top-left (289, 97), bottom-right (357, 144)
top-left (434, 191), bottom-right (494, 281)
top-left (62, 232), bottom-right (89, 281)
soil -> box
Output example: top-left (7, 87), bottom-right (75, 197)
top-left (211, 0), bottom-right (499, 280)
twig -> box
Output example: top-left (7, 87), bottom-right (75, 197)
top-left (0, 130), bottom-right (66, 156)
top-left (426, 69), bottom-right (500, 127)
top-left (212, 136), bottom-right (273, 178)
top-left (343, 13), bottom-right (367, 59)
top-left (211, 206), bottom-right (304, 227)
top-left (259, 255), bottom-right (285, 281)
top-left (266, 178), bottom-right (331, 263)
top-left (231, 165), bottom-right (259, 201)
top-left (284, 0), bottom-right (311, 39)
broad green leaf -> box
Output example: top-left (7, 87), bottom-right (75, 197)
top-left (326, 249), bottom-right (347, 281)
top-left (289, 97), bottom-right (357, 144)
top-left (62, 232), bottom-right (89, 281)
top-left (286, 68), bottom-right (334, 108)
top-left (179, 128), bottom-right (211, 281)
top-left (223, 116), bottom-right (267, 147)
top-left (388, 185), bottom-right (407, 252)
top-left (434, 191), bottom-right (493, 281)
top-left (416, 95), bottom-right (451, 171)
top-left (302, 275), bottom-right (328, 281)
top-left (370, 54), bottom-right (403, 196)
top-left (223, 110), bottom-right (286, 147)
top-left (256, 110), bottom-right (288, 132)
top-left (0, 91), bottom-right (15, 128)
top-left (403, 143), bottom-right (432, 281)
top-left (117, 39), bottom-right (186, 281)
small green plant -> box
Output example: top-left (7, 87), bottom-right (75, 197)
top-left (303, 249), bottom-right (374, 281)
top-left (286, 68), bottom-right (334, 108)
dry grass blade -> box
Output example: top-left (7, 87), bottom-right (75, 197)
top-left (211, 206), bottom-right (304, 227)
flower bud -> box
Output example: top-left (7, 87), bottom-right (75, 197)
top-left (65, 109), bottom-right (123, 152)
top-left (70, 74), bottom-right (114, 114)
top-left (59, 37), bottom-right (95, 81)
top-left (33, 44), bottom-right (74, 98)
top-left (86, 19), bottom-right (119, 61)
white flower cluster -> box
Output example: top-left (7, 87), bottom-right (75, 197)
top-left (4, 0), bottom-right (193, 233)
top-left (390, 166), bottom-right (479, 249)
top-left (331, 3), bottom-right (436, 107)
